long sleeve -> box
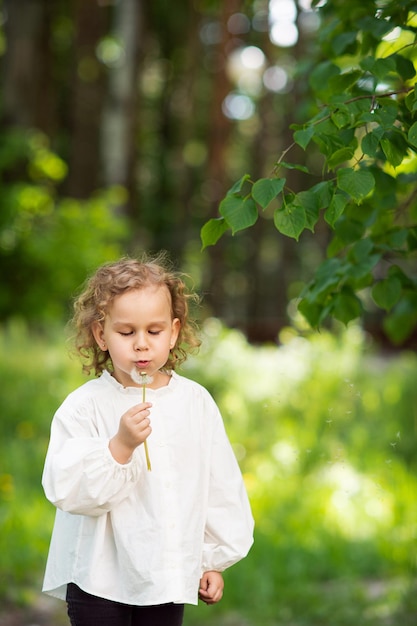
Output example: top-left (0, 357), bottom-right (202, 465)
top-left (42, 385), bottom-right (145, 516)
top-left (201, 407), bottom-right (254, 573)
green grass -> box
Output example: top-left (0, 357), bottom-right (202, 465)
top-left (1, 318), bottom-right (417, 624)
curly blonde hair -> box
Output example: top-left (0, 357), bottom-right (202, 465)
top-left (71, 253), bottom-right (201, 376)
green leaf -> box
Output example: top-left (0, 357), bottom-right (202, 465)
top-left (360, 55), bottom-right (396, 80)
top-left (380, 130), bottom-right (408, 167)
top-left (273, 203), bottom-right (306, 240)
top-left (408, 121), bottom-right (417, 148)
top-left (252, 177), bottom-right (285, 210)
top-left (372, 97), bottom-right (399, 130)
top-left (332, 289), bottom-right (362, 325)
top-left (346, 266), bottom-right (374, 287)
top-left (370, 168), bottom-right (397, 212)
top-left (325, 193), bottom-right (348, 227)
top-left (227, 174), bottom-right (251, 194)
top-left (357, 16), bottom-right (394, 40)
top-left (337, 168), bottom-right (375, 203)
top-left (200, 217), bottom-right (229, 249)
top-left (394, 53), bottom-right (416, 81)
top-left (387, 265), bottom-right (415, 290)
top-left (311, 180), bottom-right (334, 208)
top-left (330, 110), bottom-right (351, 130)
top-left (313, 126), bottom-right (356, 160)
top-left (331, 31), bottom-right (357, 55)
top-left (293, 126), bottom-right (315, 150)
top-left (334, 215), bottom-right (365, 244)
top-left (383, 293), bottom-right (417, 344)
top-left (329, 70), bottom-right (362, 94)
top-left (386, 228), bottom-right (409, 250)
top-left (361, 130), bottom-right (381, 157)
top-left (372, 276), bottom-right (402, 311)
top-left (298, 298), bottom-right (324, 328)
top-left (360, 56), bottom-right (375, 72)
top-left (349, 237), bottom-right (373, 263)
top-left (219, 194), bottom-right (258, 234)
top-left (373, 57), bottom-right (396, 80)
top-left (347, 238), bottom-right (381, 281)
top-left (405, 85), bottom-right (417, 112)
top-left (407, 228), bottom-right (417, 251)
top-left (306, 257), bottom-right (344, 300)
top-left (293, 190), bottom-right (320, 232)
top-left (327, 147), bottom-right (355, 169)
top-left (278, 161), bottom-right (310, 173)
top-left (310, 61), bottom-right (340, 98)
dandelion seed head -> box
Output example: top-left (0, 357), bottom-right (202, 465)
top-left (130, 368), bottom-right (154, 385)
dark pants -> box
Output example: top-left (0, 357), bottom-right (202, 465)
top-left (66, 583), bottom-right (185, 626)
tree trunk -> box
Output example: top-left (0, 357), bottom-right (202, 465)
top-left (2, 0), bottom-right (55, 133)
top-left (101, 0), bottom-right (143, 215)
top-left (204, 0), bottom-right (243, 319)
top-left (65, 0), bottom-right (108, 197)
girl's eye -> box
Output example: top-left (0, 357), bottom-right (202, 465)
top-left (119, 331), bottom-right (133, 336)
top-left (148, 330), bottom-right (161, 336)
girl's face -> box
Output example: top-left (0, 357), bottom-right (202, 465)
top-left (92, 285), bottom-right (180, 389)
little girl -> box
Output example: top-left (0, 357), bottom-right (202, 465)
top-left (42, 254), bottom-right (254, 626)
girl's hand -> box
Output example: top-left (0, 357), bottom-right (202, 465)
top-left (109, 403), bottom-right (152, 464)
top-left (198, 571), bottom-right (224, 605)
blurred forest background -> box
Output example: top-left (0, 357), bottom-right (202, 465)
top-left (1, 0), bottom-right (417, 624)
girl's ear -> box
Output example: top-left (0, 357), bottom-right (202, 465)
top-left (92, 321), bottom-right (107, 351)
top-left (170, 318), bottom-right (181, 349)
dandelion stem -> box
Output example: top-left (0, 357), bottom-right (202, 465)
top-left (141, 373), bottom-right (152, 471)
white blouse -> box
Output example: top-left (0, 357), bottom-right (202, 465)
top-left (42, 371), bottom-right (254, 606)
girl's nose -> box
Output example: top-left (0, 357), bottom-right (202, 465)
top-left (134, 335), bottom-right (148, 350)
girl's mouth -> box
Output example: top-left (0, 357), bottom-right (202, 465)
top-left (135, 360), bottom-right (150, 368)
